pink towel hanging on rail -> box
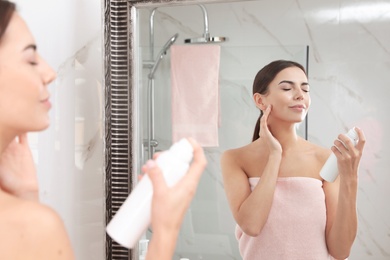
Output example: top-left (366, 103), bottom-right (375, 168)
top-left (171, 45), bottom-right (220, 147)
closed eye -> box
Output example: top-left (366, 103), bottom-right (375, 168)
top-left (23, 44), bottom-right (38, 66)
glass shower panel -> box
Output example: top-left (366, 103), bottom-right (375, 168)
top-left (138, 45), bottom-right (308, 259)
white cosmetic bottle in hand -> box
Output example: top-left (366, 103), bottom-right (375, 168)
top-left (106, 138), bottom-right (194, 248)
top-left (320, 128), bottom-right (358, 182)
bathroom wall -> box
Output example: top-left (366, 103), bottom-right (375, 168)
top-left (139, 0), bottom-right (390, 259)
top-left (14, 0), bottom-right (105, 259)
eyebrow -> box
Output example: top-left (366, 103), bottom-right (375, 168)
top-left (278, 80), bottom-right (309, 86)
top-left (23, 44), bottom-right (37, 51)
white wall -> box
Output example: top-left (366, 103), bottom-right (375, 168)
top-left (14, 1), bottom-right (105, 259)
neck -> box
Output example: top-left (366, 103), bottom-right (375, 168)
top-left (268, 122), bottom-right (300, 150)
top-left (0, 128), bottom-right (18, 155)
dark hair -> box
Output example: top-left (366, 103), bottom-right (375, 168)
top-left (0, 0), bottom-right (16, 42)
top-left (252, 60), bottom-right (306, 141)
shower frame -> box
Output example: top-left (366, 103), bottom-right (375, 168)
top-left (143, 3), bottom-right (225, 163)
top-left (103, 0), bottom-right (260, 259)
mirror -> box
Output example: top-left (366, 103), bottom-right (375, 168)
top-left (104, 0), bottom-right (388, 259)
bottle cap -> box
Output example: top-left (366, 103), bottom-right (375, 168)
top-left (169, 138), bottom-right (194, 163)
top-left (347, 127), bottom-right (358, 143)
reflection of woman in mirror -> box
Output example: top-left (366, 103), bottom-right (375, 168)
top-left (0, 1), bottom-right (206, 259)
top-left (221, 60), bottom-right (365, 259)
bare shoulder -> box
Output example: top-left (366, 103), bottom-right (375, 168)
top-left (301, 138), bottom-right (331, 163)
top-left (0, 194), bottom-right (74, 259)
top-left (221, 146), bottom-right (242, 162)
top-left (221, 142), bottom-right (254, 168)
top-left (221, 141), bottom-right (267, 179)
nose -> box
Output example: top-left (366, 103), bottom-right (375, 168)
top-left (38, 55), bottom-right (57, 86)
top-left (294, 88), bottom-right (304, 100)
top-left (43, 63), bottom-right (56, 85)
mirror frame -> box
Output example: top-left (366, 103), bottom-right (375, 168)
top-left (103, 0), bottom-right (258, 259)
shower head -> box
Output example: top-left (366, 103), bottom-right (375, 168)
top-left (149, 33), bottom-right (178, 79)
top-left (184, 36), bottom-right (226, 44)
top-left (184, 4), bottom-right (227, 44)
top-left (161, 33), bottom-right (179, 55)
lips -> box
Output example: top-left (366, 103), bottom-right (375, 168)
top-left (289, 104), bottom-right (306, 109)
top-left (41, 97), bottom-right (52, 109)
top-left (289, 104), bottom-right (306, 113)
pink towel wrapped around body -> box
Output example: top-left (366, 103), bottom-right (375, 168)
top-left (236, 177), bottom-right (337, 260)
top-left (170, 45), bottom-right (220, 147)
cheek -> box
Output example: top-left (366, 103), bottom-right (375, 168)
top-left (0, 75), bottom-right (39, 116)
top-left (12, 72), bottom-right (40, 98)
top-left (268, 95), bottom-right (290, 107)
top-left (306, 95), bottom-right (311, 108)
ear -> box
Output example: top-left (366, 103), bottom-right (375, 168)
top-left (253, 93), bottom-right (267, 111)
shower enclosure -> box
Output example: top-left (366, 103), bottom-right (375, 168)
top-left (143, 4), bottom-right (227, 162)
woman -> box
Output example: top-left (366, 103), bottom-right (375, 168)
top-left (221, 60), bottom-right (365, 259)
top-left (0, 1), bottom-right (206, 259)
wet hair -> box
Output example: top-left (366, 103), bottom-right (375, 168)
top-left (0, 0), bottom-right (16, 42)
top-left (252, 60), bottom-right (306, 141)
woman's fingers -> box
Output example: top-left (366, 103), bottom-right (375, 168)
top-left (260, 105), bottom-right (271, 135)
top-left (333, 128), bottom-right (366, 168)
top-left (262, 105), bottom-right (271, 123)
top-left (334, 127), bottom-right (365, 155)
top-left (265, 104), bottom-right (272, 116)
top-left (18, 133), bottom-right (28, 145)
top-left (146, 160), bottom-right (167, 195)
top-left (333, 137), bottom-right (351, 155)
top-left (152, 152), bottom-right (162, 160)
top-left (354, 127), bottom-right (366, 152)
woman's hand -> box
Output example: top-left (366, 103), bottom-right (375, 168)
top-left (0, 134), bottom-right (39, 201)
top-left (332, 127), bottom-right (366, 180)
top-left (260, 105), bottom-right (282, 154)
top-left (324, 127), bottom-right (365, 258)
top-left (143, 138), bottom-right (207, 260)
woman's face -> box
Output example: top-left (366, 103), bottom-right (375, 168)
top-left (0, 13), bottom-right (55, 135)
top-left (257, 66), bottom-right (310, 124)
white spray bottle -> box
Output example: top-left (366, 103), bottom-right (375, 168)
top-left (106, 138), bottom-right (193, 248)
top-left (320, 128), bottom-right (358, 182)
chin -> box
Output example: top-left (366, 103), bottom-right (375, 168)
top-left (38, 121), bottom-right (51, 131)
top-left (27, 126), bottom-right (49, 133)
top-left (290, 115), bottom-right (306, 122)
top-left (29, 119), bottom-right (51, 132)
top-left (299, 113), bottom-right (308, 122)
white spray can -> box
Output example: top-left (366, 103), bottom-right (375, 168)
top-left (106, 138), bottom-right (193, 248)
top-left (320, 128), bottom-right (358, 182)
